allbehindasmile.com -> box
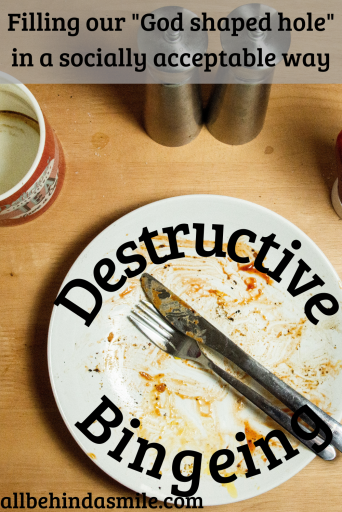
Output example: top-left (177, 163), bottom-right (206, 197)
top-left (0, 492), bottom-right (203, 509)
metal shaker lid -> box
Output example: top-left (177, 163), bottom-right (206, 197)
top-left (138, 6), bottom-right (208, 79)
top-left (220, 3), bottom-right (291, 70)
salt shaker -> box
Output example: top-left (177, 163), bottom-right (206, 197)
top-left (206, 3), bottom-right (291, 145)
top-left (138, 6), bottom-right (208, 147)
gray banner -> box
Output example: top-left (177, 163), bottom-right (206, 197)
top-left (0, 0), bottom-right (340, 83)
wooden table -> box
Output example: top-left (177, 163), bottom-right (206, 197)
top-left (1, 84), bottom-right (342, 511)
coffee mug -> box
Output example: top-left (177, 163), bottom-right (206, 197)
top-left (0, 72), bottom-right (65, 226)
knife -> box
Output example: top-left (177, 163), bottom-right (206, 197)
top-left (141, 272), bottom-right (342, 452)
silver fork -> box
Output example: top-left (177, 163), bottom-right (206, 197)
top-left (129, 300), bottom-right (336, 461)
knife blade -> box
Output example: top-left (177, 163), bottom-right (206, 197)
top-left (141, 272), bottom-right (342, 452)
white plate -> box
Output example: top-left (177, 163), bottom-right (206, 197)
top-left (48, 195), bottom-right (342, 505)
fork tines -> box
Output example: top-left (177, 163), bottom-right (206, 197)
top-left (129, 300), bottom-right (176, 351)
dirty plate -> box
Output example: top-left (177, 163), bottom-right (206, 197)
top-left (48, 195), bottom-right (342, 505)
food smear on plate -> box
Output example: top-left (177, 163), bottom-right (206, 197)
top-left (98, 235), bottom-right (342, 478)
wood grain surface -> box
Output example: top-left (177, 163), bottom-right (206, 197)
top-left (1, 84), bottom-right (342, 510)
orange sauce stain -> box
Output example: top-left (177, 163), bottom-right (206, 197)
top-left (119, 283), bottom-right (136, 298)
top-left (318, 360), bottom-right (342, 377)
top-left (156, 383), bottom-right (167, 393)
top-left (188, 283), bottom-right (203, 294)
top-left (218, 261), bottom-right (232, 279)
top-left (176, 277), bottom-right (208, 296)
top-left (107, 332), bottom-right (114, 342)
top-left (244, 277), bottom-right (257, 291)
top-left (238, 262), bottom-right (273, 285)
top-left (197, 398), bottom-right (212, 417)
top-left (139, 371), bottom-right (153, 380)
top-left (208, 289), bottom-right (228, 308)
top-left (138, 373), bottom-right (168, 417)
top-left (238, 288), bottom-right (263, 306)
top-left (244, 421), bottom-right (263, 454)
top-left (172, 390), bottom-right (213, 418)
top-left (87, 453), bottom-right (96, 460)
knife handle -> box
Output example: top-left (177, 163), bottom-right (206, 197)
top-left (205, 357), bottom-right (336, 461)
top-left (210, 337), bottom-right (342, 453)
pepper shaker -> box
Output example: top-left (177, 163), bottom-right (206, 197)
top-left (138, 6), bottom-right (208, 147)
top-left (206, 3), bottom-right (291, 145)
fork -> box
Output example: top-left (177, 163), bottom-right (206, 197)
top-left (129, 300), bottom-right (336, 461)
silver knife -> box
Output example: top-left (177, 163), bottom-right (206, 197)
top-left (141, 272), bottom-right (342, 453)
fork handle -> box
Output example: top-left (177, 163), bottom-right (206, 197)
top-left (205, 358), bottom-right (336, 461)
